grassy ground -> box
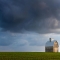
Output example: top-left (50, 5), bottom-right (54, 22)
top-left (0, 52), bottom-right (60, 60)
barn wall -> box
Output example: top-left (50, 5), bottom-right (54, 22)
top-left (45, 46), bottom-right (53, 52)
top-left (53, 41), bottom-right (59, 52)
top-left (53, 47), bottom-right (58, 52)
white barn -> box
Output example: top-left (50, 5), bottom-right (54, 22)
top-left (45, 38), bottom-right (59, 52)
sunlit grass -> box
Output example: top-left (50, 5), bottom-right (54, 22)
top-left (0, 52), bottom-right (60, 60)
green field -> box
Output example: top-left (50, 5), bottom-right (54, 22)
top-left (0, 52), bottom-right (60, 60)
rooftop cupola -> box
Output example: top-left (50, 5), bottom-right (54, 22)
top-left (49, 38), bottom-right (51, 42)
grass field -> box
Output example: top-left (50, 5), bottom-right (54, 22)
top-left (0, 52), bottom-right (60, 60)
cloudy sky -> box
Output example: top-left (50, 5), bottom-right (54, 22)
top-left (0, 0), bottom-right (60, 52)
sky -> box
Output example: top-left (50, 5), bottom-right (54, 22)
top-left (0, 0), bottom-right (60, 52)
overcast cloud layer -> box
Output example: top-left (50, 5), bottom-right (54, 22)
top-left (0, 0), bottom-right (60, 33)
top-left (0, 0), bottom-right (60, 52)
top-left (0, 31), bottom-right (60, 52)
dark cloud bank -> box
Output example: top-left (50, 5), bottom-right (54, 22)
top-left (0, 0), bottom-right (60, 34)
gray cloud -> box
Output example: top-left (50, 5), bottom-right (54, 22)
top-left (0, 31), bottom-right (47, 46)
top-left (0, 31), bottom-right (15, 46)
top-left (0, 0), bottom-right (60, 33)
top-left (0, 45), bottom-right (45, 52)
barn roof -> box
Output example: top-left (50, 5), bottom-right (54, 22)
top-left (45, 40), bottom-right (57, 47)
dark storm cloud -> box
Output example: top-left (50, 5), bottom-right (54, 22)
top-left (0, 0), bottom-right (60, 33)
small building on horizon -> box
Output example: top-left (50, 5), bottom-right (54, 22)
top-left (45, 38), bottom-right (59, 52)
